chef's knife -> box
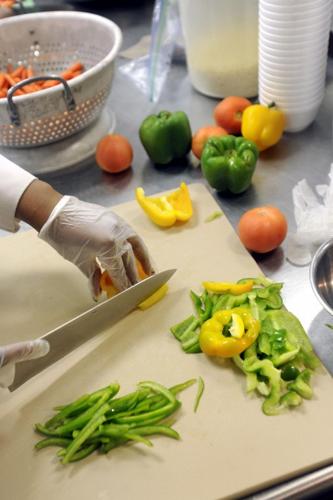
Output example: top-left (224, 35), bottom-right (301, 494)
top-left (9, 269), bottom-right (176, 391)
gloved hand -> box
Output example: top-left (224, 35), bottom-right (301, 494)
top-left (0, 339), bottom-right (49, 389)
top-left (39, 196), bottom-right (154, 298)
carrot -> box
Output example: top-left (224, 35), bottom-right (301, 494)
top-left (64, 61), bottom-right (83, 74)
top-left (0, 73), bottom-right (5, 89)
top-left (11, 66), bottom-right (24, 78)
top-left (41, 80), bottom-right (60, 89)
top-left (4, 73), bottom-right (17, 87)
top-left (21, 83), bottom-right (41, 93)
top-left (21, 67), bottom-right (28, 80)
top-left (27, 66), bottom-right (34, 78)
top-left (0, 61), bottom-right (85, 96)
top-left (61, 70), bottom-right (82, 81)
top-left (60, 69), bottom-right (81, 80)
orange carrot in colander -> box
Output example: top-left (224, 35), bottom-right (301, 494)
top-left (11, 65), bottom-right (24, 78)
top-left (20, 83), bottom-right (41, 93)
top-left (62, 70), bottom-right (82, 81)
top-left (0, 73), bottom-right (5, 90)
top-left (0, 61), bottom-right (85, 99)
top-left (26, 66), bottom-right (34, 78)
top-left (63, 61), bottom-right (84, 74)
top-left (21, 67), bottom-right (28, 80)
top-left (4, 73), bottom-right (18, 88)
top-left (41, 79), bottom-right (60, 89)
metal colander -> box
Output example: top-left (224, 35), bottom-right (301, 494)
top-left (0, 11), bottom-right (122, 148)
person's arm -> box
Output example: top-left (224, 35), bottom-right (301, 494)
top-left (0, 154), bottom-right (37, 232)
top-left (15, 179), bottom-right (62, 232)
top-left (0, 155), bottom-right (154, 298)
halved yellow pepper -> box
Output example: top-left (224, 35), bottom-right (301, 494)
top-left (100, 261), bottom-right (168, 309)
top-left (137, 283), bottom-right (169, 310)
top-left (135, 182), bottom-right (193, 227)
top-left (199, 307), bottom-right (260, 357)
top-left (202, 280), bottom-right (254, 295)
top-left (100, 258), bottom-right (148, 298)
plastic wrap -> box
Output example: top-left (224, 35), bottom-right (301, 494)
top-left (287, 164), bottom-right (333, 266)
top-left (119, 0), bottom-right (183, 102)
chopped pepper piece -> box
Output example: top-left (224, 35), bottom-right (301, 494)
top-left (139, 110), bottom-right (192, 164)
top-left (243, 357), bottom-right (282, 416)
top-left (287, 369), bottom-right (313, 400)
top-left (135, 182), bottom-right (193, 228)
top-left (100, 261), bottom-right (168, 310)
top-left (100, 259), bottom-right (147, 298)
top-left (229, 313), bottom-right (245, 338)
top-left (199, 307), bottom-right (260, 357)
top-left (201, 135), bottom-right (259, 194)
top-left (241, 103), bottom-right (285, 152)
top-left (138, 284), bottom-right (169, 310)
top-left (202, 280), bottom-right (254, 295)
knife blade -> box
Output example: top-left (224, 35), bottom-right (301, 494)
top-left (9, 269), bottom-right (176, 391)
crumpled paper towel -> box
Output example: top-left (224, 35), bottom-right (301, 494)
top-left (286, 164), bottom-right (333, 266)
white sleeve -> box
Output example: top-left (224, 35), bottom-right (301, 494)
top-left (0, 154), bottom-right (36, 232)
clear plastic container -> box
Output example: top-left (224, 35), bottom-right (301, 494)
top-left (178, 0), bottom-right (259, 98)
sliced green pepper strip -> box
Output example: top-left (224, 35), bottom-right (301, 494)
top-left (130, 425), bottom-right (180, 440)
top-left (280, 391), bottom-right (303, 409)
top-left (264, 310), bottom-right (320, 370)
top-left (170, 315), bottom-right (201, 353)
top-left (287, 369), bottom-right (313, 400)
top-left (122, 432), bottom-right (153, 447)
top-left (106, 389), bottom-right (150, 417)
top-left (67, 443), bottom-right (99, 463)
top-left (62, 408), bottom-right (108, 464)
top-left (194, 377), bottom-right (205, 412)
top-left (47, 395), bottom-right (91, 428)
top-left (55, 387), bottom-right (114, 435)
top-left (190, 290), bottom-right (204, 317)
top-left (35, 437), bottom-right (72, 450)
top-left (170, 379), bottom-right (197, 395)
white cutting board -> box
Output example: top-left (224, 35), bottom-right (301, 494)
top-left (0, 183), bottom-right (333, 500)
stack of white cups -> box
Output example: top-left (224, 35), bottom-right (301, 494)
top-left (259, 0), bottom-right (333, 132)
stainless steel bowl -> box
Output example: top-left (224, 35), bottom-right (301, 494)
top-left (310, 239), bottom-right (333, 315)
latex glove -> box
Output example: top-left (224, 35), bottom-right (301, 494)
top-left (39, 196), bottom-right (154, 297)
top-left (0, 339), bottom-right (49, 389)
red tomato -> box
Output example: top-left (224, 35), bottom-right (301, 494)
top-left (214, 96), bottom-right (252, 135)
top-left (191, 125), bottom-right (227, 159)
top-left (238, 206), bottom-right (288, 253)
top-left (96, 134), bottom-right (133, 173)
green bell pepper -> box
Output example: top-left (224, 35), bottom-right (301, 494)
top-left (201, 135), bottom-right (259, 194)
top-left (139, 110), bottom-right (192, 164)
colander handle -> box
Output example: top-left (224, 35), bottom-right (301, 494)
top-left (7, 75), bottom-right (76, 127)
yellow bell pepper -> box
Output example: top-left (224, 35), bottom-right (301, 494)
top-left (137, 283), bottom-right (169, 310)
top-left (199, 307), bottom-right (260, 357)
top-left (241, 103), bottom-right (285, 152)
top-left (100, 259), bottom-right (147, 298)
top-left (202, 279), bottom-right (254, 295)
top-left (100, 262), bottom-right (168, 309)
top-left (135, 182), bottom-right (193, 227)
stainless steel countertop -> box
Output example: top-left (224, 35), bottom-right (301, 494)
top-left (2, 2), bottom-right (333, 498)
